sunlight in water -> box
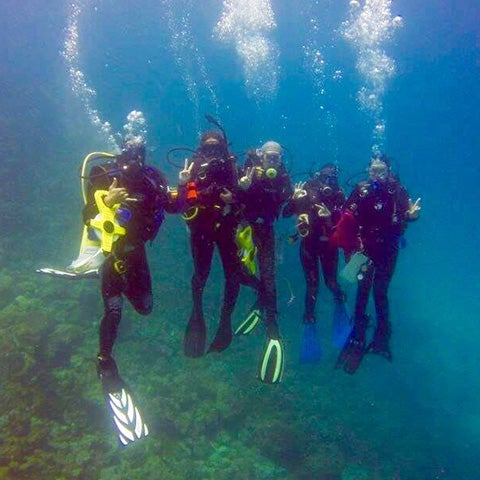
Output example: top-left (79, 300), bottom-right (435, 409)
top-left (214, 0), bottom-right (279, 101)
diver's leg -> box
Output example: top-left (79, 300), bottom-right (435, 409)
top-left (319, 241), bottom-right (345, 302)
top-left (190, 226), bottom-right (214, 317)
top-left (254, 224), bottom-right (285, 384)
top-left (321, 241), bottom-right (350, 348)
top-left (351, 259), bottom-right (374, 342)
top-left (336, 258), bottom-right (373, 374)
top-left (184, 225), bottom-right (214, 357)
top-left (254, 224), bottom-right (278, 336)
top-left (300, 238), bottom-right (319, 323)
top-left (98, 258), bottom-right (124, 358)
top-left (370, 244), bottom-right (399, 359)
top-left (124, 245), bottom-right (153, 315)
top-left (97, 258), bottom-right (124, 381)
top-left (298, 238), bottom-right (323, 363)
top-left (208, 220), bottom-right (240, 352)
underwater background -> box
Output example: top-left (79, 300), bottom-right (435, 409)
top-left (0, 0), bottom-right (479, 478)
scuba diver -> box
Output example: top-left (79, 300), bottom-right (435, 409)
top-left (283, 164), bottom-right (351, 363)
top-left (83, 139), bottom-right (179, 444)
top-left (235, 141), bottom-right (293, 384)
top-left (179, 129), bottom-right (259, 358)
top-left (332, 154), bottom-right (421, 374)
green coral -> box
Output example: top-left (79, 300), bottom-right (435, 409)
top-left (0, 261), bottom-right (435, 480)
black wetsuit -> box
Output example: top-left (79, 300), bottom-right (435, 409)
top-left (83, 161), bottom-right (174, 358)
top-left (239, 154), bottom-right (293, 336)
top-left (283, 178), bottom-right (345, 323)
top-left (183, 146), bottom-right (258, 356)
top-left (345, 177), bottom-right (413, 348)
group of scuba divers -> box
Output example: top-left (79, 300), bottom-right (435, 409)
top-left (39, 118), bottom-right (421, 445)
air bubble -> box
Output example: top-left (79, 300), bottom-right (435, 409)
top-left (214, 0), bottom-right (279, 101)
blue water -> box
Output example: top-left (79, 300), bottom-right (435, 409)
top-left (1, 1), bottom-right (479, 479)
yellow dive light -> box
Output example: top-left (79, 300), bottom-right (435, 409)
top-left (236, 225), bottom-right (257, 275)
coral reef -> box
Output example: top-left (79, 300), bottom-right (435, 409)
top-left (0, 233), bottom-right (432, 480)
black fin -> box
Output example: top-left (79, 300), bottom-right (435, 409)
top-left (207, 318), bottom-right (232, 353)
top-left (184, 312), bottom-right (206, 357)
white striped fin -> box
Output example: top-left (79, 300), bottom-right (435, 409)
top-left (113, 415), bottom-right (135, 442)
top-left (109, 398), bottom-right (129, 425)
top-left (106, 387), bottom-right (149, 445)
top-left (134, 407), bottom-right (144, 438)
top-left (126, 392), bottom-right (135, 423)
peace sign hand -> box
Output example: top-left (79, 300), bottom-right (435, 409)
top-left (408, 197), bottom-right (421, 219)
top-left (179, 159), bottom-right (194, 186)
top-left (239, 166), bottom-right (255, 190)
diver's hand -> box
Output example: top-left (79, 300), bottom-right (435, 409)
top-left (239, 166), bottom-right (254, 190)
top-left (408, 197), bottom-right (421, 219)
top-left (293, 181), bottom-right (307, 199)
top-left (253, 166), bottom-right (264, 178)
top-left (296, 213), bottom-right (310, 237)
top-left (220, 188), bottom-right (234, 204)
top-left (314, 203), bottom-right (331, 218)
top-left (104, 178), bottom-right (137, 207)
top-left (297, 213), bottom-right (309, 226)
top-left (179, 159), bottom-right (194, 186)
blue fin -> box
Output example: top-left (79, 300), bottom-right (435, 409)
top-left (300, 323), bottom-right (322, 364)
top-left (332, 301), bottom-right (352, 349)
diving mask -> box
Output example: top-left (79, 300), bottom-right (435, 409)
top-left (320, 185), bottom-right (333, 196)
top-left (262, 152), bottom-right (281, 178)
top-left (118, 142), bottom-right (146, 174)
top-left (368, 159), bottom-right (389, 182)
top-left (315, 166), bottom-right (338, 196)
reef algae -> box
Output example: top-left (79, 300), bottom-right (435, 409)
top-left (0, 263), bottom-right (435, 479)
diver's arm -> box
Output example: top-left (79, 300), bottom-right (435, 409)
top-left (282, 199), bottom-right (295, 218)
